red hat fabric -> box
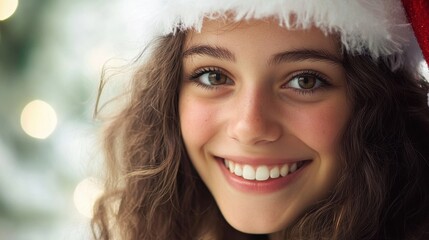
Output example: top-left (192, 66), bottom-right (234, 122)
top-left (402, 0), bottom-right (429, 65)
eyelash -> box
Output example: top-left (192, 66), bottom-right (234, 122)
top-left (283, 70), bottom-right (332, 95)
top-left (188, 67), bottom-right (231, 90)
top-left (187, 68), bottom-right (332, 94)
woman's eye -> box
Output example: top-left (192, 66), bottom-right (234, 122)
top-left (285, 72), bottom-right (329, 91)
top-left (191, 69), bottom-right (233, 87)
top-left (205, 72), bottom-right (229, 85)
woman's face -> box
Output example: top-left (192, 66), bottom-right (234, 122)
top-left (179, 19), bottom-right (350, 234)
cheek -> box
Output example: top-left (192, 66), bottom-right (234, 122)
top-left (288, 101), bottom-right (349, 155)
top-left (179, 96), bottom-right (217, 149)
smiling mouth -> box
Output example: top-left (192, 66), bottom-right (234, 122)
top-left (220, 158), bottom-right (308, 181)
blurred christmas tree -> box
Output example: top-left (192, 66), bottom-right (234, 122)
top-left (0, 0), bottom-right (129, 238)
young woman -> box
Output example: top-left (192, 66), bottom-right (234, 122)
top-left (92, 1), bottom-right (429, 239)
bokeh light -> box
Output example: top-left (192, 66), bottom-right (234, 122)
top-left (20, 100), bottom-right (58, 139)
top-left (0, 0), bottom-right (139, 238)
top-left (0, 0), bottom-right (19, 21)
top-left (73, 177), bottom-right (104, 218)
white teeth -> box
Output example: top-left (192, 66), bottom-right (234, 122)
top-left (229, 161), bottom-right (235, 173)
top-left (223, 159), bottom-right (304, 181)
top-left (242, 165), bottom-right (255, 180)
top-left (255, 166), bottom-right (269, 181)
top-left (290, 163), bottom-right (297, 173)
top-left (233, 164), bottom-right (242, 176)
top-left (270, 166), bottom-right (280, 178)
top-left (280, 164), bottom-right (289, 177)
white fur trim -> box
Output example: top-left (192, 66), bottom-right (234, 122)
top-left (133, 0), bottom-right (423, 71)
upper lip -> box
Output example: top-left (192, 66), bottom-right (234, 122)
top-left (216, 155), bottom-right (310, 166)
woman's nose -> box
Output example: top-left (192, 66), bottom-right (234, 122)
top-left (226, 88), bottom-right (282, 145)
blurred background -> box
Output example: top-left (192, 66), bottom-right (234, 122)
top-left (0, 0), bottom-right (142, 239)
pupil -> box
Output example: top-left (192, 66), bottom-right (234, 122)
top-left (298, 76), bottom-right (316, 89)
top-left (209, 72), bottom-right (226, 85)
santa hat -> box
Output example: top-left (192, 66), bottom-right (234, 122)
top-left (402, 0), bottom-right (429, 74)
top-left (132, 0), bottom-right (428, 75)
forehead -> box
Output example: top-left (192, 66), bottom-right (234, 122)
top-left (184, 19), bottom-right (341, 56)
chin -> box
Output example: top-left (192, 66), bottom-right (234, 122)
top-left (217, 200), bottom-right (303, 235)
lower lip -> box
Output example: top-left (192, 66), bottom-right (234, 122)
top-left (217, 159), bottom-right (309, 194)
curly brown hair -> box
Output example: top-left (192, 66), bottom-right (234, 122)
top-left (91, 31), bottom-right (429, 239)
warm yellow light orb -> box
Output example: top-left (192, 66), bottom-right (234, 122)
top-left (20, 100), bottom-right (58, 139)
top-left (0, 0), bottom-right (19, 21)
top-left (73, 177), bottom-right (104, 218)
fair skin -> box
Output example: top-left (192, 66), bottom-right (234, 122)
top-left (179, 19), bottom-right (350, 234)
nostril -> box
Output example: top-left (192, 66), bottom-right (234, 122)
top-left (226, 118), bottom-right (282, 145)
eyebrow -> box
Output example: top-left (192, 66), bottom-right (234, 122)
top-left (182, 44), bottom-right (343, 66)
top-left (182, 45), bottom-right (235, 61)
top-left (269, 49), bottom-right (343, 65)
